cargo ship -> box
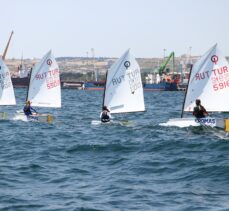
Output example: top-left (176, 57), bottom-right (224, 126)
top-left (12, 76), bottom-right (30, 87)
top-left (83, 80), bottom-right (178, 91)
top-left (143, 80), bottom-right (178, 91)
top-left (143, 52), bottom-right (179, 91)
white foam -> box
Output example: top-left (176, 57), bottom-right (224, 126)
top-left (91, 120), bottom-right (102, 125)
top-left (12, 113), bottom-right (28, 122)
top-left (160, 118), bottom-right (200, 128)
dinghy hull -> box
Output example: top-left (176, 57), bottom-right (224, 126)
top-left (161, 117), bottom-right (225, 129)
top-left (28, 114), bottom-right (54, 123)
top-left (16, 112), bottom-right (54, 123)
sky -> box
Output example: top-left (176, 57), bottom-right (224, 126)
top-left (1, 0), bottom-right (229, 59)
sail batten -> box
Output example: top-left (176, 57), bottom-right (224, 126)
top-left (0, 59), bottom-right (16, 105)
top-left (103, 49), bottom-right (145, 114)
top-left (183, 44), bottom-right (229, 112)
top-left (27, 50), bottom-right (61, 108)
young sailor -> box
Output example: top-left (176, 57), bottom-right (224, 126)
top-left (23, 101), bottom-right (37, 117)
top-left (193, 99), bottom-right (208, 118)
top-left (100, 106), bottom-right (111, 123)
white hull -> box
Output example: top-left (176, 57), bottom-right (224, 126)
top-left (16, 112), bottom-right (54, 123)
top-left (160, 117), bottom-right (225, 129)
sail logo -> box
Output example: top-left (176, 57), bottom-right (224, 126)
top-left (47, 59), bottom-right (52, 66)
top-left (124, 61), bottom-right (130, 69)
top-left (195, 118), bottom-right (216, 125)
top-left (211, 55), bottom-right (218, 65)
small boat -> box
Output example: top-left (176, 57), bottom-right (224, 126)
top-left (163, 44), bottom-right (229, 131)
top-left (84, 81), bottom-right (105, 90)
top-left (101, 49), bottom-right (145, 121)
top-left (22, 50), bottom-right (61, 123)
top-left (0, 58), bottom-right (16, 119)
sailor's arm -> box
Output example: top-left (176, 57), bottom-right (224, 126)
top-left (30, 107), bottom-right (37, 113)
top-left (201, 106), bottom-right (208, 115)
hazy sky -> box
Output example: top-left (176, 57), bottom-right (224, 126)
top-left (1, 0), bottom-right (229, 58)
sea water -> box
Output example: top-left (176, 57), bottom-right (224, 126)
top-left (0, 88), bottom-right (229, 210)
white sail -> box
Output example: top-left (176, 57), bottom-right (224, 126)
top-left (184, 44), bottom-right (229, 112)
top-left (0, 58), bottom-right (16, 105)
top-left (27, 50), bottom-right (61, 107)
top-left (103, 49), bottom-right (145, 113)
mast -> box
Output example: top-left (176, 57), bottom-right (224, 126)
top-left (102, 70), bottom-right (108, 109)
top-left (25, 66), bottom-right (33, 102)
top-left (2, 31), bottom-right (14, 60)
top-left (20, 52), bottom-right (23, 67)
top-left (181, 64), bottom-right (193, 118)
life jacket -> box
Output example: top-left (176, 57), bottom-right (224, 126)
top-left (23, 105), bottom-right (32, 116)
top-left (193, 105), bottom-right (206, 118)
top-left (101, 111), bottom-right (110, 122)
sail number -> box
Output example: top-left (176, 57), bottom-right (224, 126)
top-left (0, 72), bottom-right (12, 89)
top-left (194, 65), bottom-right (229, 91)
top-left (35, 68), bottom-right (60, 89)
top-left (127, 69), bottom-right (142, 93)
top-left (111, 69), bottom-right (142, 93)
top-left (112, 75), bottom-right (125, 85)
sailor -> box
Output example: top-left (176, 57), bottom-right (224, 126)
top-left (100, 106), bottom-right (111, 123)
top-left (193, 99), bottom-right (208, 118)
top-left (23, 100), bottom-right (37, 117)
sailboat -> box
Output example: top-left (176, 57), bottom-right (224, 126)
top-left (0, 58), bottom-right (16, 119)
top-left (163, 44), bottom-right (229, 131)
top-left (101, 49), bottom-right (145, 121)
top-left (23, 50), bottom-right (61, 122)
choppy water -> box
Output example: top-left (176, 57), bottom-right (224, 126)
top-left (1, 88), bottom-right (229, 210)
